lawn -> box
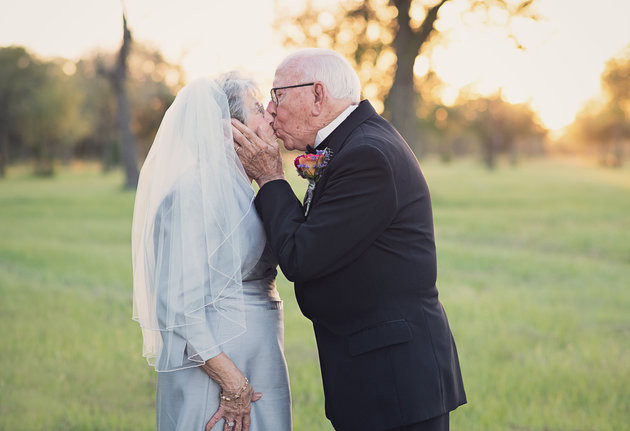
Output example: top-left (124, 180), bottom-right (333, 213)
top-left (0, 158), bottom-right (628, 431)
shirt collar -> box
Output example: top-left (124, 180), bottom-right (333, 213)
top-left (315, 104), bottom-right (358, 148)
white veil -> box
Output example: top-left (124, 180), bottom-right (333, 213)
top-left (131, 77), bottom-right (266, 371)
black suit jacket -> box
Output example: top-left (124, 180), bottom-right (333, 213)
top-left (255, 101), bottom-right (466, 430)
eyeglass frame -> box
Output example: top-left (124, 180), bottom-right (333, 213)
top-left (270, 82), bottom-right (315, 105)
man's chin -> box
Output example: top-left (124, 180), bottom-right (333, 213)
top-left (275, 135), bottom-right (292, 151)
top-left (281, 141), bottom-right (299, 152)
top-left (276, 134), bottom-right (301, 152)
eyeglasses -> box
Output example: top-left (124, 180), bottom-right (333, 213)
top-left (270, 82), bottom-right (315, 105)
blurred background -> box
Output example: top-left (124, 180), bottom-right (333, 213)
top-left (0, 1), bottom-right (628, 430)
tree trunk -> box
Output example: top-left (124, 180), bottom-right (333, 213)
top-left (482, 138), bottom-right (495, 170)
top-left (509, 139), bottom-right (518, 166)
top-left (112, 13), bottom-right (139, 189)
top-left (483, 125), bottom-right (500, 170)
top-left (611, 124), bottom-right (624, 167)
top-left (613, 141), bottom-right (623, 167)
top-left (388, 50), bottom-right (420, 151)
top-left (35, 140), bottom-right (54, 176)
top-left (384, 0), bottom-right (449, 155)
top-left (0, 133), bottom-right (7, 177)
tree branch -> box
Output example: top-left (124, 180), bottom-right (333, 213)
top-left (412, 0), bottom-right (450, 55)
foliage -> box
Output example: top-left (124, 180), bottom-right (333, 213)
top-left (567, 44), bottom-right (630, 166)
top-left (126, 44), bottom-right (185, 160)
top-left (274, 0), bottom-right (398, 111)
top-left (273, 0), bottom-right (539, 152)
top-left (412, 73), bottom-right (547, 166)
top-left (1, 159), bottom-right (629, 430)
top-left (0, 48), bottom-right (86, 176)
top-left (72, 56), bottom-right (118, 165)
top-left (0, 43), bottom-right (184, 177)
top-left (457, 93), bottom-right (546, 168)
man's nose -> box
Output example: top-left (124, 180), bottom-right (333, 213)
top-left (266, 101), bottom-right (277, 118)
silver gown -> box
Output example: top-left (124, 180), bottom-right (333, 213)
top-left (156, 244), bottom-right (292, 431)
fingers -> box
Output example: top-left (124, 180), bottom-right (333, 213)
top-left (206, 410), bottom-right (222, 431)
top-left (232, 125), bottom-right (253, 153)
top-left (242, 414), bottom-right (251, 431)
top-left (231, 120), bottom-right (260, 149)
top-left (256, 123), bottom-right (277, 142)
top-left (231, 119), bottom-right (258, 142)
top-left (251, 392), bottom-right (262, 402)
top-left (232, 119), bottom-right (276, 149)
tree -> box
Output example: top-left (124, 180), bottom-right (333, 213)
top-left (0, 37), bottom-right (182, 178)
top-left (24, 60), bottom-right (86, 175)
top-left (125, 44), bottom-right (184, 160)
top-left (77, 44), bottom-right (183, 170)
top-left (99, 12), bottom-right (140, 189)
top-left (0, 46), bottom-right (35, 177)
top-left (0, 47), bottom-right (86, 176)
top-left (599, 45), bottom-right (630, 166)
top-left (73, 55), bottom-right (118, 168)
top-left (568, 45), bottom-right (630, 166)
top-left (274, 0), bottom-right (538, 152)
top-left (460, 94), bottom-right (545, 168)
top-left (96, 12), bottom-right (185, 187)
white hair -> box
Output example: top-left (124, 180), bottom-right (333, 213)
top-left (215, 71), bottom-right (259, 123)
top-left (278, 49), bottom-right (361, 104)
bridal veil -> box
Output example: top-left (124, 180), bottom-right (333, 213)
top-left (131, 77), bottom-right (266, 371)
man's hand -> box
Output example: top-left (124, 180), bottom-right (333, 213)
top-left (232, 119), bottom-right (285, 188)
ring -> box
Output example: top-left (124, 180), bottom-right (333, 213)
top-left (227, 421), bottom-right (235, 427)
top-left (235, 146), bottom-right (240, 152)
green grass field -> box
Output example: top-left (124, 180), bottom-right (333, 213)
top-left (1, 158), bottom-right (629, 431)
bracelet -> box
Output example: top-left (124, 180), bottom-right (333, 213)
top-left (220, 377), bottom-right (249, 402)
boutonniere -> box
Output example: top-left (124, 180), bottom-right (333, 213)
top-left (294, 148), bottom-right (333, 216)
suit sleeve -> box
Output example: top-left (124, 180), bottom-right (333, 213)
top-left (255, 144), bottom-right (397, 282)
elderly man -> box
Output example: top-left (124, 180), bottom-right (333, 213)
top-left (232, 48), bottom-right (466, 431)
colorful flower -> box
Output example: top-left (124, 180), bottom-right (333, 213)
top-left (294, 148), bottom-right (333, 183)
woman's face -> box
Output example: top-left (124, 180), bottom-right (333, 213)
top-left (243, 91), bottom-right (275, 139)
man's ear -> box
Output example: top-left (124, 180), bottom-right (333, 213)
top-left (311, 82), bottom-right (325, 115)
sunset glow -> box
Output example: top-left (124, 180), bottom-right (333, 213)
top-left (1, 0), bottom-right (629, 132)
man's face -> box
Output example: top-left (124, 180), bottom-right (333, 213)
top-left (266, 68), bottom-right (317, 152)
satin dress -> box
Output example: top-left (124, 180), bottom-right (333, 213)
top-left (155, 245), bottom-right (292, 431)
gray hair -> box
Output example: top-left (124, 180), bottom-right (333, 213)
top-left (278, 49), bottom-right (361, 104)
top-left (216, 71), bottom-right (259, 123)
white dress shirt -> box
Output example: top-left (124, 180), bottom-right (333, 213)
top-left (314, 104), bottom-right (358, 148)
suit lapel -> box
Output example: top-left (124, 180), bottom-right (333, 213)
top-left (306, 100), bottom-right (378, 211)
top-left (318, 100), bottom-right (377, 154)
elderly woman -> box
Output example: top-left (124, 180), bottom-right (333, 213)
top-left (131, 72), bottom-right (292, 431)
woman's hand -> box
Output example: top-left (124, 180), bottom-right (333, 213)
top-left (200, 353), bottom-right (262, 431)
top-left (205, 378), bottom-right (262, 431)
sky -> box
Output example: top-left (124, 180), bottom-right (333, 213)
top-left (1, 0), bottom-right (629, 132)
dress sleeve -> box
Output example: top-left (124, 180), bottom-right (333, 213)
top-left (153, 190), bottom-right (222, 370)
